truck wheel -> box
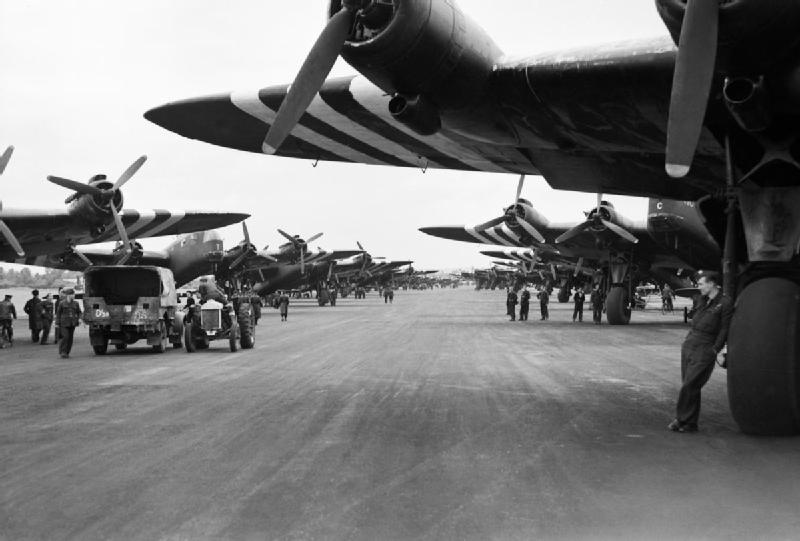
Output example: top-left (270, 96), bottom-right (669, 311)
top-left (152, 322), bottom-right (168, 353)
top-left (238, 304), bottom-right (255, 349)
top-left (184, 325), bottom-right (196, 353)
top-left (229, 322), bottom-right (239, 352)
top-left (115, 343), bottom-right (127, 351)
top-left (93, 343), bottom-right (108, 355)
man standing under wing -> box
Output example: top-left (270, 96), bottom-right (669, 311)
top-left (668, 272), bottom-right (733, 433)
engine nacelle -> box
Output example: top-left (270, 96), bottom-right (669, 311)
top-left (329, 0), bottom-right (503, 112)
top-left (389, 94), bottom-right (440, 135)
top-left (507, 200), bottom-right (549, 239)
top-left (66, 175), bottom-right (123, 237)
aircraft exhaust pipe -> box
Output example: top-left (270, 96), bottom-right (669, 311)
top-left (388, 94), bottom-right (440, 136)
top-left (724, 76), bottom-right (771, 132)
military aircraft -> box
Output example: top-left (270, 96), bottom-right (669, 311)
top-left (422, 193), bottom-right (715, 323)
top-left (145, 1), bottom-right (800, 434)
top-left (0, 147), bottom-right (248, 263)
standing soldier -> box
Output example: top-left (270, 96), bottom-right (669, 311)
top-left (330, 286), bottom-right (338, 307)
top-left (573, 287), bottom-right (586, 322)
top-left (56, 288), bottom-right (82, 359)
top-left (538, 288), bottom-right (550, 320)
top-left (384, 285), bottom-right (394, 304)
top-left (54, 286), bottom-right (63, 346)
top-left (662, 282), bottom-right (675, 313)
top-left (23, 289), bottom-right (43, 343)
top-left (590, 285), bottom-right (604, 325)
top-left (506, 289), bottom-right (518, 321)
top-left (519, 288), bottom-right (530, 321)
top-left (0, 293), bottom-right (17, 346)
top-left (278, 291), bottom-right (290, 322)
top-left (668, 272), bottom-right (733, 433)
top-left (39, 294), bottom-right (55, 344)
top-left (251, 295), bottom-right (262, 326)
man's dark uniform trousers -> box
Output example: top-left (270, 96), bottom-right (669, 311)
top-left (40, 297), bottom-right (54, 344)
top-left (519, 290), bottom-right (530, 321)
top-left (573, 290), bottom-right (586, 322)
top-left (676, 293), bottom-right (734, 429)
top-left (590, 290), bottom-right (604, 324)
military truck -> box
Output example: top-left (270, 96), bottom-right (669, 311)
top-left (82, 265), bottom-right (182, 354)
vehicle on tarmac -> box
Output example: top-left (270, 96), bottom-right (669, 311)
top-left (182, 281), bottom-right (255, 352)
top-left (82, 265), bottom-right (181, 355)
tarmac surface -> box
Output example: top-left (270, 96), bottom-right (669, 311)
top-left (1, 289), bottom-right (799, 540)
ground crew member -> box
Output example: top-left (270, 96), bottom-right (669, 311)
top-left (384, 286), bottom-right (394, 304)
top-left (23, 289), bottom-right (44, 343)
top-left (0, 293), bottom-right (17, 346)
top-left (40, 294), bottom-right (54, 344)
top-left (54, 287), bottom-right (63, 345)
top-left (538, 288), bottom-right (550, 320)
top-left (56, 288), bottom-right (82, 358)
top-left (668, 272), bottom-right (733, 433)
top-left (278, 292), bottom-right (290, 322)
top-left (251, 295), bottom-right (262, 325)
top-left (519, 288), bottom-right (530, 321)
top-left (573, 288), bottom-right (586, 322)
top-left (506, 289), bottom-right (518, 321)
top-left (330, 287), bottom-right (338, 307)
top-left (590, 285), bottom-right (604, 324)
top-left (662, 283), bottom-right (675, 312)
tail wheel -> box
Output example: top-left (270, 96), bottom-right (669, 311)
top-left (605, 286), bottom-right (631, 325)
top-left (184, 324), bottom-right (196, 353)
top-left (238, 303), bottom-right (255, 349)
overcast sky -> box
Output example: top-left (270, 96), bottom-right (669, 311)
top-left (0, 1), bottom-right (671, 270)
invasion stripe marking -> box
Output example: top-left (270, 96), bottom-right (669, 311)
top-left (138, 210), bottom-right (186, 238)
top-left (483, 228), bottom-right (516, 247)
top-left (347, 77), bottom-right (510, 173)
top-left (495, 226), bottom-right (525, 246)
top-left (306, 96), bottom-right (436, 168)
top-left (231, 90), bottom-right (384, 165)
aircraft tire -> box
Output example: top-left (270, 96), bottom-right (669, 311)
top-left (557, 289), bottom-right (570, 303)
top-left (605, 286), bottom-right (631, 325)
top-left (93, 343), bottom-right (108, 355)
top-left (727, 278), bottom-right (800, 435)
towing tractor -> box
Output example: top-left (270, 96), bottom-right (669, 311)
top-left (82, 265), bottom-right (182, 354)
top-left (182, 287), bottom-right (256, 352)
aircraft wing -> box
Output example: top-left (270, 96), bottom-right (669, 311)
top-left (11, 248), bottom-right (170, 272)
top-left (419, 225), bottom-right (531, 248)
top-left (145, 40), bottom-right (724, 201)
top-left (0, 209), bottom-right (248, 261)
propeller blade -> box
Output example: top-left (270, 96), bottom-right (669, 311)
top-left (574, 257), bottom-right (584, 277)
top-left (517, 219), bottom-right (546, 244)
top-left (113, 155), bottom-right (147, 190)
top-left (596, 192), bottom-right (602, 215)
top-left (306, 232), bottom-right (323, 244)
top-left (255, 250), bottom-right (278, 262)
top-left (357, 241), bottom-right (364, 251)
top-left (515, 174), bottom-right (525, 202)
top-left (47, 176), bottom-right (104, 197)
top-left (601, 219), bottom-right (639, 244)
top-left (551, 264), bottom-right (557, 280)
top-left (555, 222), bottom-right (590, 244)
top-left (242, 221), bottom-right (251, 246)
top-left (665, 0), bottom-right (719, 178)
top-left (0, 219), bottom-right (24, 257)
top-left (475, 215), bottom-right (506, 232)
top-left (277, 228), bottom-right (297, 244)
top-left (110, 204), bottom-right (131, 248)
top-left (263, 7), bottom-right (355, 154)
top-left (300, 249), bottom-right (305, 275)
top-left (0, 146), bottom-right (13, 175)
top-left (74, 249), bottom-right (93, 267)
top-left (229, 251), bottom-right (250, 270)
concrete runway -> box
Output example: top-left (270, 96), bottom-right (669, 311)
top-left (1, 289), bottom-right (798, 540)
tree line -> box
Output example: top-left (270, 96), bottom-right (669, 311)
top-left (0, 267), bottom-right (81, 288)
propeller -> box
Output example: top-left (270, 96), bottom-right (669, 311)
top-left (230, 222), bottom-right (256, 270)
top-left (277, 229), bottom-right (324, 274)
top-left (263, 4), bottom-right (362, 153)
top-left (475, 175), bottom-right (546, 243)
top-left (665, 0), bottom-right (720, 178)
top-left (555, 194), bottom-right (639, 245)
top-left (0, 147), bottom-right (25, 257)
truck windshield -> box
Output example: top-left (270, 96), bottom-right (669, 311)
top-left (85, 268), bottom-right (161, 305)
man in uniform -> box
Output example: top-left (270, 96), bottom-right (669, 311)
top-left (519, 288), bottom-right (530, 321)
top-left (662, 283), bottom-right (675, 312)
top-left (330, 286), bottom-right (338, 307)
top-left (0, 293), bottom-right (17, 346)
top-left (506, 289), bottom-right (518, 321)
top-left (39, 294), bottom-right (55, 344)
top-left (538, 288), bottom-right (550, 320)
top-left (56, 288), bottom-right (82, 359)
top-left (668, 272), bottom-right (733, 433)
top-left (573, 287), bottom-right (586, 322)
top-left (278, 291), bottom-right (290, 322)
top-left (590, 285), bottom-right (604, 325)
top-left (23, 289), bottom-right (44, 343)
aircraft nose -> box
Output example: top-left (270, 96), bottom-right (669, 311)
top-left (144, 94), bottom-right (268, 153)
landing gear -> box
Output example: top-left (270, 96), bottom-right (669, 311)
top-left (605, 254), bottom-right (632, 325)
top-left (605, 286), bottom-right (631, 325)
top-left (724, 184), bottom-right (800, 435)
